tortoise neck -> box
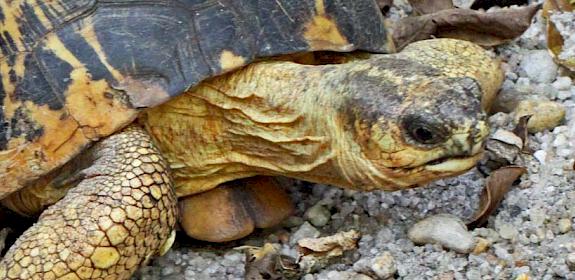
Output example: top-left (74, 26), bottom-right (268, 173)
top-left (142, 60), bottom-right (359, 196)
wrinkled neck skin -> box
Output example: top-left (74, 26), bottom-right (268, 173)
top-left (142, 58), bottom-right (391, 197)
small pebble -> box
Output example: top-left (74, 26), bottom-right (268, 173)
top-left (497, 223), bottom-right (519, 240)
top-left (514, 100), bottom-right (566, 133)
top-left (533, 150), bottom-right (547, 164)
top-left (515, 273), bottom-right (530, 280)
top-left (472, 237), bottom-right (490, 255)
top-left (304, 203), bottom-right (331, 227)
top-left (558, 218), bottom-right (572, 234)
top-left (552, 76), bottom-right (572, 91)
top-left (465, 269), bottom-right (482, 280)
top-left (566, 253), bottom-right (575, 270)
top-left (407, 214), bottom-right (476, 253)
top-left (324, 271), bottom-right (373, 280)
top-left (290, 222), bottom-right (320, 245)
top-left (371, 252), bottom-right (396, 279)
top-left (520, 50), bottom-right (558, 83)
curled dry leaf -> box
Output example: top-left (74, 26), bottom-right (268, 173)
top-left (543, 0), bottom-right (575, 71)
top-left (408, 0), bottom-right (453, 15)
top-left (467, 166), bottom-right (527, 229)
top-left (297, 230), bottom-right (361, 273)
top-left (240, 243), bottom-right (301, 280)
top-left (512, 115), bottom-right (533, 153)
top-left (470, 0), bottom-right (529, 10)
top-left (392, 4), bottom-right (540, 50)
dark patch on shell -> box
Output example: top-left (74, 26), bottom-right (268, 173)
top-left (9, 106), bottom-right (44, 143)
top-left (0, 80), bottom-right (6, 150)
top-left (13, 53), bottom-right (70, 111)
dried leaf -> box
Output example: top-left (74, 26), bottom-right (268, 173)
top-left (408, 0), bottom-right (453, 14)
top-left (512, 115), bottom-right (533, 153)
top-left (467, 166), bottom-right (527, 229)
top-left (240, 244), bottom-right (301, 280)
top-left (471, 0), bottom-right (529, 10)
top-left (543, 0), bottom-right (574, 18)
top-left (543, 0), bottom-right (575, 71)
top-left (297, 230), bottom-right (361, 273)
top-left (392, 4), bottom-right (540, 50)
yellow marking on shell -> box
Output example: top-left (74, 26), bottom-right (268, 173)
top-left (45, 35), bottom-right (84, 68)
top-left (90, 247), bottom-right (120, 269)
top-left (315, 0), bottom-right (326, 14)
top-left (44, 34), bottom-right (134, 136)
top-left (79, 20), bottom-right (123, 80)
top-left (219, 50), bottom-right (246, 71)
top-left (0, 1), bottom-right (26, 52)
top-left (303, 4), bottom-right (351, 51)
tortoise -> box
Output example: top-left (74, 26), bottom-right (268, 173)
top-left (0, 0), bottom-right (504, 279)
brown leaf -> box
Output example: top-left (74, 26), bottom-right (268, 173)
top-left (470, 0), bottom-right (529, 10)
top-left (297, 230), bottom-right (361, 273)
top-left (467, 166), bottom-right (527, 229)
top-left (392, 4), bottom-right (540, 50)
top-left (512, 115), bottom-right (533, 153)
top-left (408, 0), bottom-right (453, 14)
top-left (543, 0), bottom-right (575, 71)
top-left (240, 244), bottom-right (301, 280)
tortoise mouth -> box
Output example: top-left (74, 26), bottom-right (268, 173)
top-left (424, 152), bottom-right (483, 173)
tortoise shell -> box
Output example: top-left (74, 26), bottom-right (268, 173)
top-left (0, 0), bottom-right (392, 199)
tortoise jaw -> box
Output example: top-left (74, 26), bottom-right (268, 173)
top-left (424, 152), bottom-right (483, 173)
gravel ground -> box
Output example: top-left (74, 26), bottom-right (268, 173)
top-left (136, 2), bottom-right (575, 279)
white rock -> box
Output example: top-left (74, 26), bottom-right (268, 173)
top-left (515, 77), bottom-right (532, 93)
top-left (497, 223), bottom-right (518, 240)
top-left (290, 222), bottom-right (320, 245)
top-left (514, 100), bottom-right (566, 133)
top-left (371, 252), bottom-right (397, 279)
top-left (520, 50), bottom-right (558, 84)
top-left (558, 218), bottom-right (572, 234)
top-left (407, 214), bottom-right (476, 253)
top-left (325, 271), bottom-right (373, 280)
top-left (566, 253), bottom-right (575, 270)
top-left (304, 203), bottom-right (331, 227)
top-left (491, 129), bottom-right (523, 149)
top-left (553, 134), bottom-right (569, 147)
top-left (530, 208), bottom-right (547, 227)
top-left (552, 76), bottom-right (572, 91)
top-left (534, 150), bottom-right (547, 164)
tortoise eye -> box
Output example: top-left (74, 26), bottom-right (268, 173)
top-left (403, 116), bottom-right (446, 145)
top-left (412, 126), bottom-right (435, 143)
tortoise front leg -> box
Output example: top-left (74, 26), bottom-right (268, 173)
top-left (0, 126), bottom-right (177, 280)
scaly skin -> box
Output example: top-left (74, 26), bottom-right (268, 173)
top-left (0, 126), bottom-right (177, 280)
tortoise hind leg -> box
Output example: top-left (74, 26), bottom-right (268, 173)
top-left (180, 176), bottom-right (294, 242)
top-left (0, 126), bottom-right (177, 280)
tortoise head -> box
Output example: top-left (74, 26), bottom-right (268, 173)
top-left (333, 61), bottom-right (489, 190)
